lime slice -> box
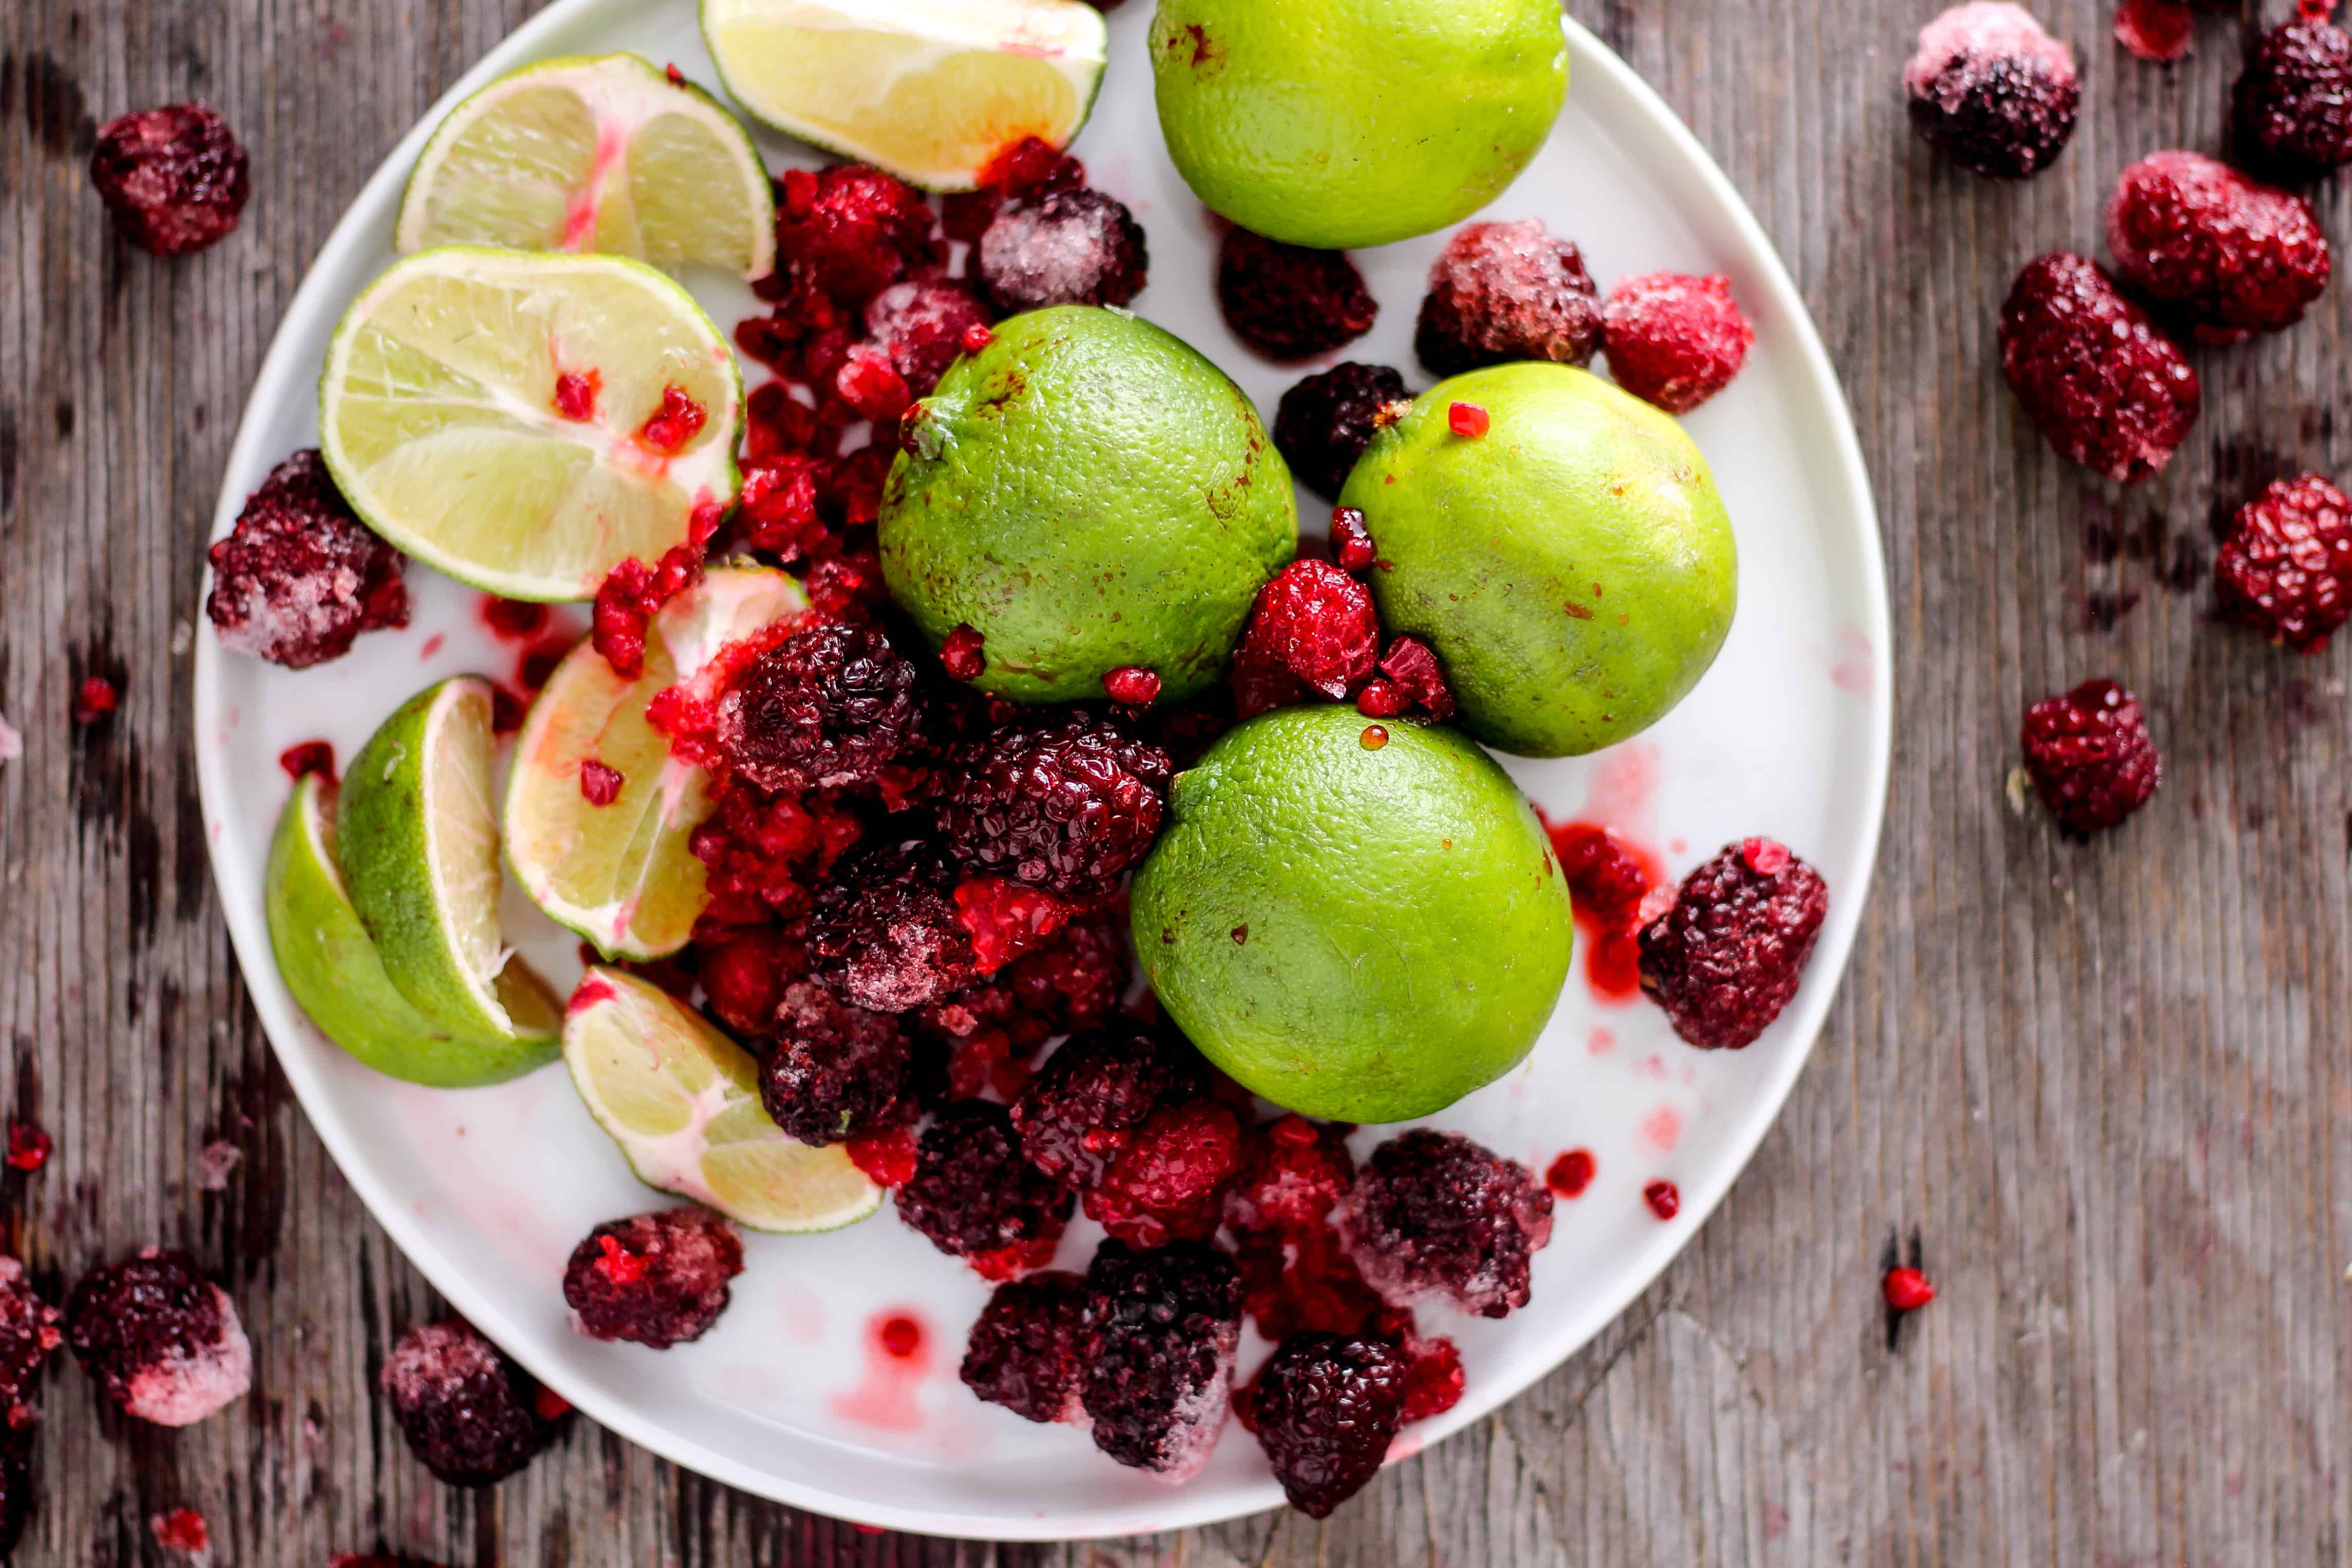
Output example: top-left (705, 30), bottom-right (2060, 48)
top-left (319, 247), bottom-right (743, 602)
top-left (267, 773), bottom-right (558, 1087)
top-left (564, 968), bottom-right (884, 1232)
top-left (337, 675), bottom-right (566, 1045)
top-left (504, 564), bottom-right (807, 960)
top-left (702, 0), bottom-right (1108, 191)
top-left (396, 53), bottom-right (777, 281)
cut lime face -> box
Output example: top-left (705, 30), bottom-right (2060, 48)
top-left (319, 247), bottom-right (742, 602)
top-left (504, 565), bottom-right (807, 960)
top-left (396, 53), bottom-right (777, 280)
top-left (563, 968), bottom-right (884, 1232)
top-left (702, 0), bottom-right (1107, 191)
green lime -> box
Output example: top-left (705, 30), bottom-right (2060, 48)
top-left (1341, 363), bottom-right (1737, 758)
top-left (337, 676), bottom-right (565, 1045)
top-left (1148, 0), bottom-right (1568, 250)
top-left (564, 968), bottom-right (885, 1232)
top-left (267, 773), bottom-right (558, 1087)
top-left (1131, 705), bottom-right (1572, 1123)
top-left (880, 305), bottom-right (1296, 703)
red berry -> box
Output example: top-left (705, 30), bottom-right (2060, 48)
top-left (713, 620), bottom-right (924, 792)
top-left (1103, 665), bottom-right (1161, 707)
top-left (775, 163), bottom-right (936, 304)
top-left (1997, 253), bottom-right (2198, 483)
top-left (1011, 1022), bottom-right (1202, 1184)
top-left (1883, 1265), bottom-right (1937, 1311)
top-left (2019, 678), bottom-right (2161, 835)
top-left (1447, 401), bottom-right (1490, 438)
top-left (1081, 1240), bottom-right (1242, 1480)
top-left (759, 981), bottom-right (913, 1146)
top-left (960, 1270), bottom-right (1089, 1424)
top-left (578, 759), bottom-right (624, 806)
top-left (2106, 152), bottom-right (2329, 338)
top-left (89, 103), bottom-right (249, 255)
top-left (2214, 473), bottom-right (2352, 651)
top-left (934, 714), bottom-right (1172, 900)
top-left (1224, 1115), bottom-right (1354, 1236)
top-left (1643, 1180), bottom-right (1681, 1220)
top-left (1415, 219), bottom-right (1601, 377)
top-left (863, 278), bottom-right (993, 396)
top-left (1354, 679), bottom-right (1410, 718)
top-left (1637, 840), bottom-right (1830, 1049)
top-left (847, 1127), bottom-right (918, 1188)
top-left (1238, 559), bottom-right (1379, 701)
top-left (2233, 18), bottom-right (2352, 186)
top-left (1375, 635), bottom-right (1454, 720)
top-left (552, 369), bottom-right (600, 422)
top-left (895, 1102), bottom-right (1074, 1278)
top-left (1545, 1148), bottom-right (1595, 1198)
top-left (149, 1508), bottom-right (209, 1553)
top-left (1083, 1098), bottom-right (1244, 1248)
top-left (1903, 3), bottom-right (2080, 180)
top-left (1249, 1332), bottom-right (1408, 1517)
top-left (379, 1319), bottom-right (554, 1485)
top-left (207, 449), bottom-right (409, 668)
top-left (941, 623), bottom-right (987, 681)
top-left (636, 384), bottom-right (708, 454)
top-left (835, 345), bottom-right (913, 422)
top-left (1217, 228), bottom-right (1379, 362)
top-left (65, 1249), bottom-right (251, 1427)
top-left (3, 1126), bottom-right (48, 1174)
top-left (72, 676), bottom-right (117, 725)
top-left (562, 1208), bottom-right (743, 1349)
top-left (1330, 506), bottom-right (1377, 572)
top-left (1603, 273), bottom-right (1755, 414)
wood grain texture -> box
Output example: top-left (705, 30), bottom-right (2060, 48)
top-left (3, 0), bottom-right (2347, 1561)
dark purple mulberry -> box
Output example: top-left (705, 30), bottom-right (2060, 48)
top-left (1997, 253), bottom-right (2199, 483)
top-left (759, 980), bottom-right (915, 1143)
top-left (1080, 1240), bottom-right (1241, 1480)
top-left (2214, 473), bottom-right (2352, 652)
top-left (1216, 229), bottom-right (1378, 362)
top-left (1273, 363), bottom-right (1410, 502)
top-left (1636, 838), bottom-right (1832, 1047)
top-left (206, 449), bottom-right (410, 669)
top-left (805, 834), bottom-right (975, 1014)
top-left (2017, 681), bottom-right (2162, 837)
top-left (1249, 1332), bottom-right (1408, 1517)
top-left (977, 187), bottom-right (1149, 313)
top-left (1010, 1023), bottom-right (1200, 1183)
top-left (89, 102), bottom-right (250, 254)
top-left (958, 1270), bottom-right (1090, 1425)
top-left (1414, 220), bottom-right (1601, 379)
top-left (934, 716), bottom-right (1172, 900)
top-left (562, 1208), bottom-right (744, 1350)
top-left (2232, 18), bottom-right (2352, 187)
top-left (894, 1101), bottom-right (1074, 1280)
top-left (1337, 1131), bottom-right (1554, 1320)
top-left (379, 1320), bottom-right (556, 1487)
top-left (64, 1248), bottom-right (251, 1427)
top-left (715, 619), bottom-right (923, 792)
top-left (1902, 3), bottom-right (2080, 180)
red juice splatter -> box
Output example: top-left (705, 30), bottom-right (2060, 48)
top-left (1545, 1148), bottom-right (1595, 1198)
top-left (149, 1508), bottom-right (208, 1553)
top-left (1640, 1105), bottom-right (1683, 1153)
top-left (830, 1308), bottom-right (932, 1432)
top-left (1643, 1180), bottom-right (1680, 1220)
top-left (5, 1124), bottom-right (49, 1172)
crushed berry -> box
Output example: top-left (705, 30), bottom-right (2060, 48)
top-left (562, 1207), bottom-right (744, 1349)
top-left (1415, 219), bottom-right (1602, 377)
top-left (1391, 1325), bottom-right (1465, 1424)
top-left (207, 449), bottom-right (409, 668)
top-left (0, 1257), bottom-right (63, 1432)
top-left (64, 1248), bottom-right (252, 1427)
top-left (2115, 0), bottom-right (2194, 63)
top-left (379, 1319), bottom-right (555, 1486)
top-left (684, 783), bottom-right (860, 933)
top-left (552, 370), bottom-right (600, 422)
top-left (1273, 364), bottom-right (1410, 502)
top-left (1234, 1224), bottom-right (1387, 1342)
top-left (637, 384), bottom-right (709, 454)
top-left (578, 759), bottom-right (624, 805)
top-left (1547, 819), bottom-right (1656, 997)
top-left (1216, 229), bottom-right (1379, 361)
top-left (89, 103), bottom-right (250, 255)
top-left (1643, 1180), bottom-right (1681, 1220)
top-left (977, 187), bottom-right (1149, 313)
top-left (759, 980), bottom-right (913, 1145)
top-left (776, 164), bottom-right (936, 304)
top-left (2018, 678), bottom-right (2162, 836)
top-left (1884, 1266), bottom-right (1937, 1311)
top-left (1249, 1332), bottom-right (1408, 1518)
top-left (1103, 666), bottom-right (1161, 707)
top-left (935, 714), bottom-right (1172, 899)
top-left (150, 1508), bottom-right (209, 1553)
top-left (806, 836), bottom-right (976, 1013)
top-left (590, 498), bottom-right (724, 679)
top-left (1338, 1130), bottom-right (1554, 1320)
top-left (1545, 1148), bottom-right (1596, 1198)
top-left (894, 1102), bottom-right (1074, 1279)
top-left (4, 1125), bottom-right (49, 1174)
top-left (1903, 3), bottom-right (2081, 179)
top-left (925, 913), bottom-right (1131, 1073)
top-left (1447, 401), bottom-right (1490, 438)
top-left (715, 620), bottom-right (923, 792)
top-left (864, 277), bottom-right (993, 397)
top-left (1637, 839), bottom-right (1830, 1048)
top-left (2105, 152), bottom-right (2329, 338)
top-left (278, 740), bottom-right (336, 781)
top-left (1081, 1240), bottom-right (1242, 1480)
top-left (1330, 506), bottom-right (1379, 572)
top-left (71, 676), bottom-right (117, 725)
top-left (940, 624), bottom-right (987, 681)
top-left (1603, 273), bottom-right (1755, 414)
top-left (836, 346), bottom-right (912, 423)
top-left (1238, 560), bottom-right (1379, 702)
top-left (1375, 635), bottom-right (1454, 720)
top-left (952, 875), bottom-right (1074, 975)
top-left (1224, 1115), bottom-right (1354, 1236)
top-left (1997, 253), bottom-right (2199, 483)
top-left (848, 1126), bottom-right (918, 1187)
top-left (959, 1270), bottom-right (1090, 1425)
top-left (2233, 18), bottom-right (2352, 186)
top-left (1084, 1098), bottom-right (1245, 1248)
top-left (2215, 473), bottom-right (2352, 651)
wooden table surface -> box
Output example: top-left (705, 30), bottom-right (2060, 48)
top-left (4, 0), bottom-right (2347, 1560)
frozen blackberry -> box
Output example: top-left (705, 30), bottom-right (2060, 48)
top-left (1249, 1332), bottom-right (1408, 1518)
top-left (863, 277), bottom-right (994, 398)
top-left (2019, 679), bottom-right (2162, 836)
top-left (379, 1320), bottom-right (555, 1487)
top-left (2215, 473), bottom-right (2352, 651)
top-left (1602, 273), bottom-right (1756, 414)
top-left (2234, 18), bottom-right (2352, 186)
top-left (806, 835), bottom-right (976, 1014)
top-left (1084, 1098), bottom-right (1245, 1249)
top-left (958, 1270), bottom-right (1090, 1425)
top-left (2107, 152), bottom-right (2329, 339)
top-left (206, 449), bottom-right (410, 669)
top-left (1337, 1130), bottom-right (1555, 1320)
top-left (1272, 363), bottom-right (1410, 501)
top-left (977, 187), bottom-right (1150, 313)
top-left (775, 163), bottom-right (937, 304)
top-left (64, 1248), bottom-right (252, 1427)
top-left (89, 102), bottom-right (250, 255)
top-left (1216, 229), bottom-right (1379, 362)
top-left (1636, 839), bottom-right (1832, 1048)
top-left (1011, 1023), bottom-right (1200, 1183)
top-left (1081, 1240), bottom-right (1243, 1480)
top-left (934, 715), bottom-right (1173, 900)
top-left (561, 1207), bottom-right (744, 1350)
top-left (1237, 559), bottom-right (1380, 701)
top-left (1903, 3), bottom-right (2080, 180)
top-left (1414, 219), bottom-right (1602, 379)
top-left (1997, 253), bottom-right (2199, 483)
top-left (759, 980), bottom-right (913, 1144)
top-left (1225, 1116), bottom-right (1356, 1237)
top-left (895, 1101), bottom-right (1075, 1279)
top-left (714, 619), bottom-right (923, 793)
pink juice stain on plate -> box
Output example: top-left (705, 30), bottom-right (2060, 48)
top-left (1640, 1105), bottom-right (1683, 1153)
top-left (1540, 743), bottom-right (1670, 1004)
top-left (830, 1308), bottom-right (932, 1433)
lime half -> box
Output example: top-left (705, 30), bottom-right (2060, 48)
top-left (703, 0), bottom-right (1107, 191)
top-left (396, 53), bottom-right (777, 280)
top-left (320, 247), bottom-right (743, 602)
top-left (505, 564), bottom-right (807, 960)
top-left (564, 968), bottom-right (884, 1232)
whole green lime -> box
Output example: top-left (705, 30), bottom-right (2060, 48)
top-left (1341, 363), bottom-right (1737, 758)
top-left (880, 306), bottom-right (1296, 703)
top-left (1131, 705), bottom-right (1572, 1123)
top-left (1147, 0), bottom-right (1569, 251)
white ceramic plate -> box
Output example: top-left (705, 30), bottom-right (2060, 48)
top-left (196, 0), bottom-right (1889, 1540)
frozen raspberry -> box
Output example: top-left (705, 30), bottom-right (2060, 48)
top-left (895, 1102), bottom-right (1074, 1278)
top-left (206, 449), bottom-right (409, 668)
top-left (1238, 559), bottom-right (1379, 702)
top-left (1233, 1224), bottom-right (1387, 1342)
top-left (1883, 1267), bottom-right (1937, 1311)
top-left (834, 346), bottom-right (912, 423)
top-left (1388, 1321), bottom-right (1465, 1423)
top-left (776, 163), bottom-right (935, 303)
top-left (1085, 1098), bottom-right (1244, 1248)
top-left (977, 187), bottom-right (1149, 312)
top-left (1337, 1130), bottom-right (1555, 1320)
top-left (928, 912), bottom-right (1131, 1067)
top-left (1373, 636), bottom-right (1455, 720)
top-left (64, 1248), bottom-right (251, 1426)
top-left (1011, 1023), bottom-right (1200, 1183)
top-left (935, 715), bottom-right (1172, 899)
top-left (1637, 839), bottom-right (1831, 1047)
top-left (379, 1320), bottom-right (555, 1486)
top-left (863, 277), bottom-right (993, 396)
top-left (940, 624), bottom-right (986, 681)
top-left (951, 875), bottom-right (1075, 975)
top-left (806, 835), bottom-right (976, 1013)
top-left (1080, 1240), bottom-right (1242, 1480)
top-left (2233, 19), bottom-right (2352, 186)
top-left (684, 785), bottom-right (860, 933)
top-left (1103, 666), bottom-right (1161, 707)
top-left (1217, 229), bottom-right (1379, 362)
top-left (2106, 152), bottom-right (2329, 337)
top-left (2215, 473), bottom-right (2352, 651)
top-left (89, 102), bottom-right (250, 255)
top-left (1273, 364), bottom-right (1410, 501)
top-left (1903, 4), bottom-right (2080, 179)
top-left (759, 980), bottom-right (913, 1144)
top-left (1603, 273), bottom-right (1755, 414)
top-left (2018, 679), bottom-right (2162, 836)
top-left (1225, 1116), bottom-right (1354, 1237)
top-left (1415, 220), bottom-right (1601, 378)
top-left (715, 620), bottom-right (923, 792)
top-left (958, 1270), bottom-right (1090, 1424)
top-left (1997, 253), bottom-right (2199, 483)
top-left (561, 1208), bottom-right (743, 1349)
top-left (1249, 1332), bottom-right (1407, 1517)
top-left (0, 1259), bottom-right (61, 1433)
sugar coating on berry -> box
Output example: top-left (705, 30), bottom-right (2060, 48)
top-left (1249, 1332), bottom-right (1408, 1517)
top-left (715, 620), bottom-right (924, 792)
top-left (934, 715), bottom-right (1172, 900)
top-left (1011, 1023), bottom-right (1201, 1183)
top-left (759, 980), bottom-right (914, 1145)
top-left (2215, 473), bottom-right (2352, 651)
top-left (959, 1270), bottom-right (1091, 1425)
top-left (206, 449), bottom-right (410, 668)
top-left (1217, 229), bottom-right (1379, 362)
top-left (380, 1319), bottom-right (554, 1486)
top-left (1080, 1240), bottom-right (1242, 1480)
top-left (1239, 559), bottom-right (1379, 702)
top-left (2233, 20), bottom-right (2352, 186)
top-left (864, 277), bottom-right (993, 398)
top-left (89, 102), bottom-right (250, 255)
top-left (1337, 1131), bottom-right (1555, 1320)
top-left (895, 1101), bottom-right (1074, 1279)
top-left (1603, 273), bottom-right (1755, 414)
top-left (1997, 253), bottom-right (2199, 483)
top-left (2018, 679), bottom-right (2161, 836)
top-left (1637, 840), bottom-right (1831, 1048)
top-left (0, 1259), bottom-right (61, 1433)
top-left (977, 188), bottom-right (1149, 313)
top-left (1415, 220), bottom-right (1601, 379)
top-left (777, 164), bottom-right (936, 304)
top-left (1903, 4), bottom-right (2080, 180)
top-left (2106, 152), bottom-right (2330, 337)
top-left (1224, 1116), bottom-right (1354, 1237)
top-left (64, 1248), bottom-right (251, 1427)
top-left (561, 1208), bottom-right (743, 1350)
top-left (806, 836), bottom-right (976, 1013)
top-left (1083, 1098), bottom-right (1244, 1248)
top-left (1273, 363), bottom-right (1411, 503)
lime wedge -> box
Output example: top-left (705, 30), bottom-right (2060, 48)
top-left (336, 676), bottom-right (565, 1045)
top-left (504, 564), bottom-right (807, 960)
top-left (396, 53), bottom-right (777, 281)
top-left (319, 247), bottom-right (743, 602)
top-left (702, 0), bottom-right (1107, 191)
top-left (564, 968), bottom-right (884, 1232)
top-left (267, 772), bottom-right (558, 1086)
